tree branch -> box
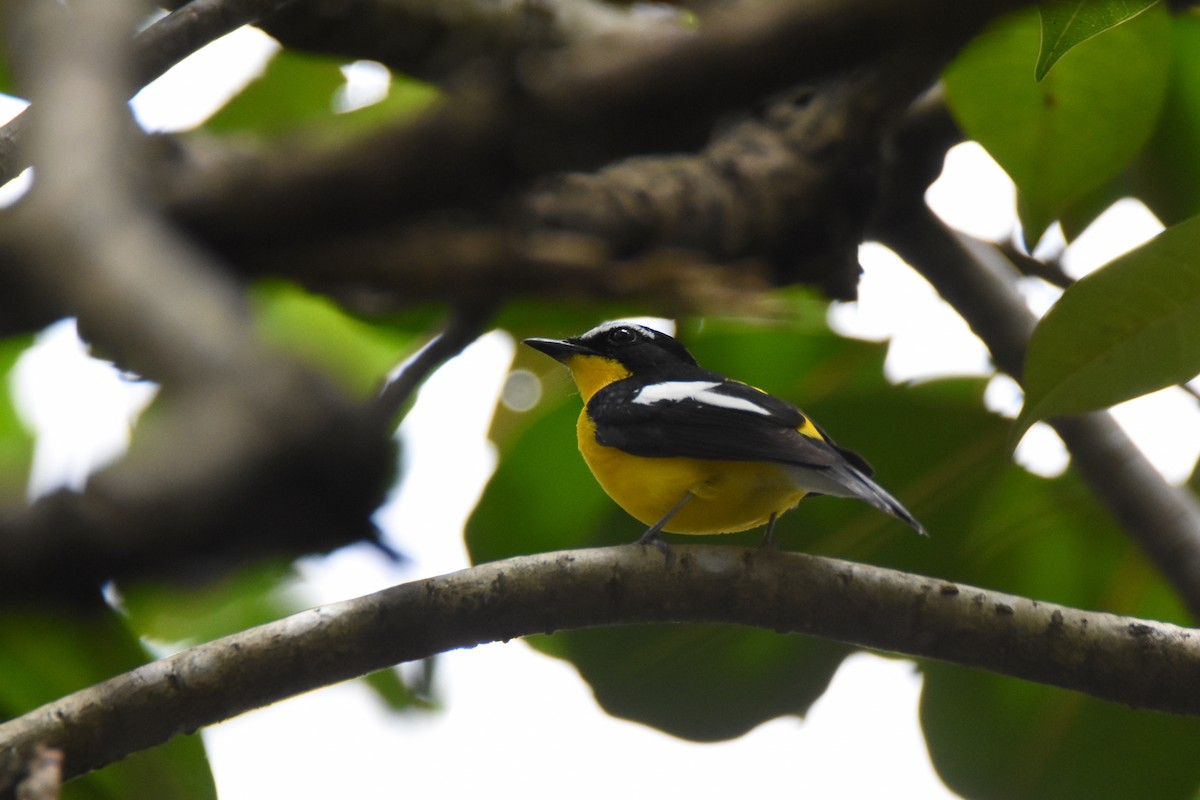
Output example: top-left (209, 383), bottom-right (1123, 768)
top-left (165, 0), bottom-right (1032, 268)
top-left (257, 0), bottom-right (688, 85)
top-left (1, 545), bottom-right (1198, 795)
top-left (375, 303), bottom-right (497, 425)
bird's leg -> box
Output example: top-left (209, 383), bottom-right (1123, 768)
top-left (638, 492), bottom-right (693, 563)
top-left (760, 513), bottom-right (780, 550)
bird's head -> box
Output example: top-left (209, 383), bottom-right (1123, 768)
top-left (525, 322), bottom-right (697, 400)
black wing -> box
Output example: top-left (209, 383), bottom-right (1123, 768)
top-left (588, 376), bottom-right (870, 473)
top-left (589, 374), bottom-right (924, 534)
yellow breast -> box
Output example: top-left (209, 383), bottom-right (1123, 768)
top-left (576, 412), bottom-right (807, 534)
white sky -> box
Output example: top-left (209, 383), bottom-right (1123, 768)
top-left (3, 19), bottom-right (1200, 800)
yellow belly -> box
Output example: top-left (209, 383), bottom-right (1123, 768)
top-left (577, 413), bottom-right (807, 534)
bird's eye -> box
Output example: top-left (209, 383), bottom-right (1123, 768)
top-left (607, 326), bottom-right (638, 345)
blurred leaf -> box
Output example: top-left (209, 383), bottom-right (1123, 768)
top-left (1036, 0), bottom-right (1160, 80)
top-left (204, 50), bottom-right (345, 136)
top-left (539, 624), bottom-right (853, 741)
top-left (0, 607), bottom-right (216, 800)
top-left (0, 32), bottom-right (20, 100)
top-left (362, 664), bottom-right (438, 712)
top-left (1132, 13), bottom-right (1200, 225)
top-left (327, 72), bottom-right (440, 136)
top-left (251, 280), bottom-right (421, 397)
top-left (923, 654), bottom-right (1200, 800)
top-left (1057, 173), bottom-right (1127, 242)
top-left (203, 52), bottom-right (438, 140)
top-left (944, 4), bottom-right (1170, 246)
top-left (120, 560), bottom-right (301, 647)
top-left (71, 736), bottom-right (215, 800)
top-left (1015, 214), bottom-right (1200, 439)
top-left (0, 334), bottom-right (35, 504)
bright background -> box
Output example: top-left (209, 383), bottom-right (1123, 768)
top-left (4, 21), bottom-right (1198, 800)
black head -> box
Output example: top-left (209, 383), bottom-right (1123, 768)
top-left (524, 322), bottom-right (698, 371)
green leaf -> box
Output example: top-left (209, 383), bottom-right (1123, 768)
top-left (1057, 171), bottom-right (1128, 241)
top-left (362, 664), bottom-right (438, 712)
top-left (542, 624), bottom-right (853, 741)
top-left (1036, 0), bottom-right (1160, 80)
top-left (1132, 13), bottom-right (1200, 225)
top-left (327, 72), bottom-right (440, 136)
top-left (0, 334), bottom-right (35, 504)
top-left (251, 280), bottom-right (420, 398)
top-left (204, 50), bottom-right (346, 136)
top-left (0, 607), bottom-right (216, 800)
top-left (120, 560), bottom-right (301, 647)
top-left (944, 4), bottom-right (1171, 247)
top-left (202, 51), bottom-right (439, 141)
top-left (1015, 214), bottom-right (1200, 439)
top-left (923, 655), bottom-right (1200, 800)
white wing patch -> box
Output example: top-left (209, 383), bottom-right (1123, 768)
top-left (633, 380), bottom-right (772, 415)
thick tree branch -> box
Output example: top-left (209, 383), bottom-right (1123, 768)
top-left (1, 545), bottom-right (1198, 795)
top-left (257, 0), bottom-right (687, 84)
top-left (520, 61), bottom-right (929, 299)
top-left (375, 303), bottom-right (497, 424)
top-left (255, 223), bottom-right (774, 312)
top-left (165, 0), bottom-right (1032, 268)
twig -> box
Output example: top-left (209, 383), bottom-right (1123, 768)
top-left (1, 545), bottom-right (1198, 795)
top-left (374, 304), bottom-right (497, 425)
top-left (132, 0), bottom-right (297, 87)
top-left (995, 239), bottom-right (1074, 289)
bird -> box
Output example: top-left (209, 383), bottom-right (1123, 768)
top-left (524, 321), bottom-right (926, 550)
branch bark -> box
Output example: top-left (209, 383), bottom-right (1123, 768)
top-left (256, 0), bottom-right (687, 84)
top-left (164, 0), bottom-right (1032, 274)
top-left (1, 545), bottom-right (1198, 795)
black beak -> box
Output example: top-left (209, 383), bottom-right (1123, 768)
top-left (523, 337), bottom-right (592, 363)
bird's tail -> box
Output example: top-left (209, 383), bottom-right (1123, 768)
top-left (825, 463), bottom-right (927, 536)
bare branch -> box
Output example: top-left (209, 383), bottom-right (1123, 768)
top-left (1, 545), bottom-right (1198, 795)
top-left (375, 304), bottom-right (497, 424)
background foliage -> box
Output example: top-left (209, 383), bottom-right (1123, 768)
top-left (2, 1), bottom-right (1200, 799)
